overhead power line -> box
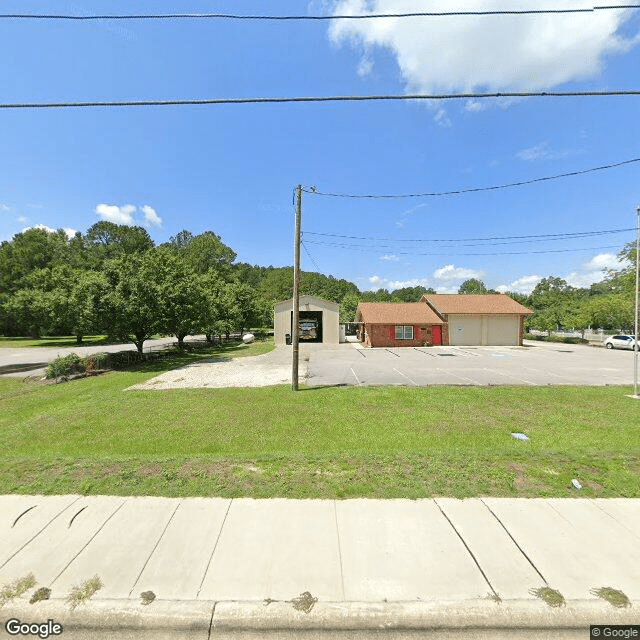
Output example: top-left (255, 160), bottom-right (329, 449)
top-left (3, 6), bottom-right (640, 21)
top-left (303, 158), bottom-right (640, 199)
top-left (301, 241), bottom-right (322, 272)
top-left (303, 240), bottom-right (624, 257)
top-left (304, 228), bottom-right (635, 245)
top-left (1, 90), bottom-right (640, 110)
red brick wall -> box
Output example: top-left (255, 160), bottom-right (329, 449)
top-left (363, 323), bottom-right (441, 348)
top-left (440, 320), bottom-right (450, 346)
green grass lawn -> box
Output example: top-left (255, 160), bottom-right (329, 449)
top-left (1, 347), bottom-right (638, 498)
top-left (0, 335), bottom-right (126, 348)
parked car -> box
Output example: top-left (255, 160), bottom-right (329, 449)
top-left (604, 335), bottom-right (639, 350)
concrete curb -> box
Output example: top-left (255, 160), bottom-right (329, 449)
top-left (1, 598), bottom-right (636, 635)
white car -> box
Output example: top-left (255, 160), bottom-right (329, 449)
top-left (604, 335), bottom-right (639, 350)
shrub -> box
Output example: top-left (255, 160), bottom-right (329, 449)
top-left (45, 353), bottom-right (83, 379)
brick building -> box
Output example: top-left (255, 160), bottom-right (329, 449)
top-left (355, 302), bottom-right (446, 348)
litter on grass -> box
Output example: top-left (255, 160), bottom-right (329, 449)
top-left (571, 479), bottom-right (582, 490)
top-left (511, 433), bottom-right (529, 440)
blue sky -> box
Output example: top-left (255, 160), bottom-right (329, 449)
top-left (1, 0), bottom-right (639, 294)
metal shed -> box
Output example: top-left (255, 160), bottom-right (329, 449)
top-left (274, 295), bottom-right (340, 346)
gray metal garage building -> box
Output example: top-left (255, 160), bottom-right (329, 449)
top-left (273, 295), bottom-right (340, 346)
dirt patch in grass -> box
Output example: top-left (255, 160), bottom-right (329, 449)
top-left (136, 463), bottom-right (165, 478)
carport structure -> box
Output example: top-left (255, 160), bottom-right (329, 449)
top-left (422, 294), bottom-right (533, 347)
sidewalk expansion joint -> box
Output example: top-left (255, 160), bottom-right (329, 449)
top-left (207, 601), bottom-right (216, 640)
top-left (333, 500), bottom-right (346, 601)
top-left (590, 499), bottom-right (640, 542)
top-left (479, 498), bottom-right (548, 586)
top-left (2, 497), bottom-right (82, 571)
top-left (434, 499), bottom-right (500, 601)
top-left (50, 499), bottom-right (126, 587)
top-left (197, 498), bottom-right (233, 599)
top-left (128, 499), bottom-right (182, 598)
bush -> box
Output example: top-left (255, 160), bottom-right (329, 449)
top-left (45, 353), bottom-right (83, 379)
top-left (524, 333), bottom-right (588, 345)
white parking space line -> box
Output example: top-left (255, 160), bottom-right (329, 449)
top-left (483, 368), bottom-right (534, 385)
top-left (413, 347), bottom-right (436, 357)
top-left (393, 367), bottom-right (417, 385)
top-left (350, 368), bottom-right (361, 385)
top-left (436, 368), bottom-right (475, 384)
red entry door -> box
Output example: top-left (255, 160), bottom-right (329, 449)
top-left (432, 326), bottom-right (442, 345)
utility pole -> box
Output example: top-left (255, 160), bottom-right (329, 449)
top-left (632, 205), bottom-right (640, 398)
top-left (292, 185), bottom-right (302, 391)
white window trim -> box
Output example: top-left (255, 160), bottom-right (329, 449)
top-left (395, 325), bottom-right (414, 340)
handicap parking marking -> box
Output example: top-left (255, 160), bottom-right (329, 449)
top-left (393, 367), bottom-right (418, 386)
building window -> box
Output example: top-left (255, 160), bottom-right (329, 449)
top-left (395, 325), bottom-right (414, 340)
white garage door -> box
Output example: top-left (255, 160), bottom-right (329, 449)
top-left (449, 315), bottom-right (482, 346)
top-left (486, 315), bottom-right (519, 346)
top-left (449, 315), bottom-right (519, 346)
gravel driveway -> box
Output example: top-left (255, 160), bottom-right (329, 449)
top-left (127, 348), bottom-right (307, 390)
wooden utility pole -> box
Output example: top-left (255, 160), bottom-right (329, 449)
top-left (292, 185), bottom-right (302, 391)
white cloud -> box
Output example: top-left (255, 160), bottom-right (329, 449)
top-left (95, 204), bottom-right (136, 225)
top-left (386, 277), bottom-right (431, 289)
top-left (433, 264), bottom-right (482, 281)
top-left (22, 223), bottom-right (56, 234)
top-left (463, 100), bottom-right (486, 113)
top-left (563, 252), bottom-right (627, 288)
top-left (516, 141), bottom-right (570, 161)
top-left (141, 205), bottom-right (163, 228)
top-left (496, 275), bottom-right (543, 294)
top-left (380, 253), bottom-right (399, 262)
top-left (433, 107), bottom-right (452, 128)
top-left (19, 224), bottom-right (77, 240)
top-left (583, 252), bottom-right (625, 271)
top-left (330, 0), bottom-right (639, 96)
top-left (0, 203), bottom-right (10, 212)
top-left (435, 285), bottom-right (458, 293)
top-left (364, 275), bottom-right (432, 291)
top-left (17, 216), bottom-right (27, 223)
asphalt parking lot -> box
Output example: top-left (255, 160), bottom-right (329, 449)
top-left (305, 339), bottom-right (637, 387)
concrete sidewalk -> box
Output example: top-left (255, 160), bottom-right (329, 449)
top-left (0, 496), bottom-right (638, 638)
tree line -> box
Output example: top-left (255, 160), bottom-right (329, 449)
top-left (1, 222), bottom-right (635, 352)
top-left (0, 223), bottom-right (358, 352)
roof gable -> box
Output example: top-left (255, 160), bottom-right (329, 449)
top-left (422, 294), bottom-right (533, 315)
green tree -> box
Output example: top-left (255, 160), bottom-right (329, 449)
top-left (182, 231), bottom-right (237, 276)
top-left (101, 252), bottom-right (165, 354)
top-left (68, 271), bottom-right (109, 344)
top-left (458, 278), bottom-right (488, 295)
top-left (339, 292), bottom-right (360, 323)
top-left (84, 222), bottom-right (154, 267)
